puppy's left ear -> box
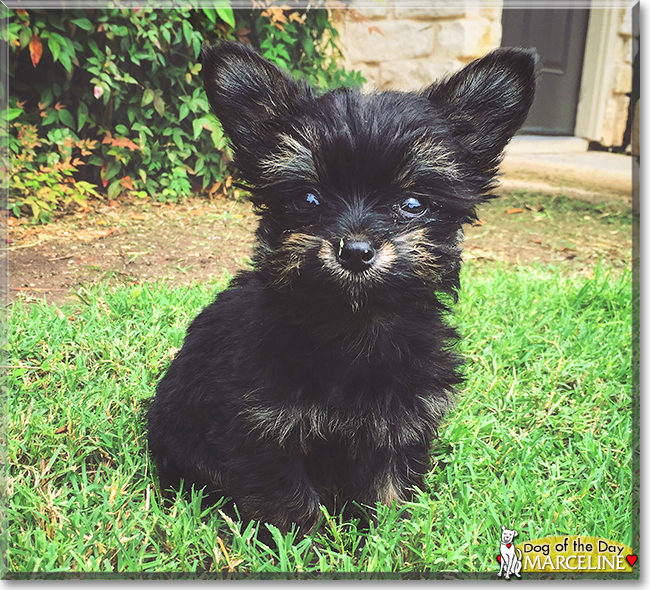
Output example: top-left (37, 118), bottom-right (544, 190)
top-left (426, 48), bottom-right (537, 170)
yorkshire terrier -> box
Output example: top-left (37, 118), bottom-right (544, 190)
top-left (147, 41), bottom-right (536, 534)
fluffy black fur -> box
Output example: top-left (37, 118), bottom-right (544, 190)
top-left (146, 42), bottom-right (536, 533)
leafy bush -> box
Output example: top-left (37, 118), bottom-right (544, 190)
top-left (7, 121), bottom-right (102, 223)
top-left (2, 3), bottom-right (363, 222)
top-left (4, 7), bottom-right (234, 214)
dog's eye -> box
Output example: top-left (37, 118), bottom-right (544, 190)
top-left (398, 197), bottom-right (426, 218)
top-left (304, 192), bottom-right (320, 207)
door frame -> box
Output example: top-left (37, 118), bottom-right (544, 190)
top-left (574, 5), bottom-right (622, 141)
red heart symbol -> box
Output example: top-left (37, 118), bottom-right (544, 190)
top-left (496, 555), bottom-right (501, 563)
top-left (507, 543), bottom-right (512, 548)
top-left (626, 555), bottom-right (637, 567)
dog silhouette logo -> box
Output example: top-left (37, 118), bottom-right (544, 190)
top-left (497, 525), bottom-right (522, 579)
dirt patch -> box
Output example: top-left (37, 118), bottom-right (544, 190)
top-left (463, 188), bottom-right (633, 273)
top-left (3, 186), bottom-right (633, 305)
top-left (4, 196), bottom-right (257, 304)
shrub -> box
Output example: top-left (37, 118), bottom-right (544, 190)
top-left (6, 120), bottom-right (102, 223)
top-left (2, 3), bottom-right (363, 222)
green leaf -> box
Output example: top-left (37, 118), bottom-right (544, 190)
top-left (72, 18), bottom-right (93, 31)
top-left (182, 20), bottom-right (193, 47)
top-left (58, 109), bottom-right (74, 129)
top-left (202, 8), bottom-right (216, 23)
top-left (192, 118), bottom-right (206, 141)
top-left (107, 179), bottom-right (122, 201)
top-left (153, 94), bottom-right (165, 117)
top-left (161, 27), bottom-right (171, 45)
top-left (192, 36), bottom-right (201, 58)
top-left (58, 51), bottom-right (72, 73)
top-left (173, 129), bottom-right (184, 151)
top-left (4, 108), bottom-right (23, 121)
top-left (111, 25), bottom-right (128, 37)
top-left (48, 35), bottom-right (60, 62)
top-left (141, 89), bottom-right (154, 107)
top-left (115, 124), bottom-right (129, 135)
top-left (77, 102), bottom-right (88, 132)
top-left (105, 160), bottom-right (121, 182)
top-left (42, 111), bottom-right (58, 126)
top-left (179, 103), bottom-right (189, 122)
top-left (216, 7), bottom-right (235, 28)
top-left (19, 27), bottom-right (30, 49)
top-left (88, 38), bottom-right (102, 58)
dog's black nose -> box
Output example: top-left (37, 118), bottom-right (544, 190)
top-left (337, 239), bottom-right (376, 272)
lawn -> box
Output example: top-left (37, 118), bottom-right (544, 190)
top-left (4, 259), bottom-right (636, 577)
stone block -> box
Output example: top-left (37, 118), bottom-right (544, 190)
top-left (340, 18), bottom-right (435, 64)
top-left (479, 3), bottom-right (504, 21)
top-left (378, 58), bottom-right (461, 91)
top-left (356, 65), bottom-right (381, 89)
top-left (619, 5), bottom-right (633, 36)
top-left (394, 3), bottom-right (466, 21)
top-left (348, 6), bottom-right (391, 21)
top-left (436, 17), bottom-right (500, 59)
top-left (614, 63), bottom-right (633, 94)
top-left (600, 95), bottom-right (630, 147)
top-left (617, 36), bottom-right (632, 64)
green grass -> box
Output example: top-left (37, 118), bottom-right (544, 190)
top-left (4, 263), bottom-right (635, 576)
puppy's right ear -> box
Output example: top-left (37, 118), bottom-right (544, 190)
top-left (425, 48), bottom-right (536, 172)
top-left (201, 42), bottom-right (307, 155)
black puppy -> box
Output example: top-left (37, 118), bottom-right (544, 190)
top-left (147, 42), bottom-right (535, 534)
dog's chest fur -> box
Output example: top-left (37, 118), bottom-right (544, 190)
top-left (173, 272), bottom-right (459, 455)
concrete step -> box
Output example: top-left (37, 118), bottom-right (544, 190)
top-left (507, 135), bottom-right (589, 155)
top-left (501, 135), bottom-right (632, 201)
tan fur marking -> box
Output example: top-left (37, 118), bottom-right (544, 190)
top-left (378, 478), bottom-right (403, 505)
top-left (394, 228), bottom-right (441, 281)
top-left (272, 232), bottom-right (323, 289)
top-left (398, 138), bottom-right (460, 187)
top-left (260, 133), bottom-right (317, 181)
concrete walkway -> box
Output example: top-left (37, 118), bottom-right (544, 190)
top-left (500, 136), bottom-right (633, 201)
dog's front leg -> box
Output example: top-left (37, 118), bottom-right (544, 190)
top-left (343, 442), bottom-right (429, 511)
top-left (503, 556), bottom-right (512, 579)
top-left (227, 447), bottom-right (321, 535)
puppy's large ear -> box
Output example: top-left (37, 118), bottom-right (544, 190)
top-left (201, 42), bottom-right (307, 154)
top-left (426, 48), bottom-right (537, 170)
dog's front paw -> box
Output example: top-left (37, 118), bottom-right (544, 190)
top-left (236, 478), bottom-right (323, 537)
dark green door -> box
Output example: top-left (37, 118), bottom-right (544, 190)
top-left (501, 3), bottom-right (590, 135)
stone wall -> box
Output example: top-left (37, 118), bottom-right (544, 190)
top-left (337, 1), bottom-right (503, 92)
top-left (598, 6), bottom-right (634, 147)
